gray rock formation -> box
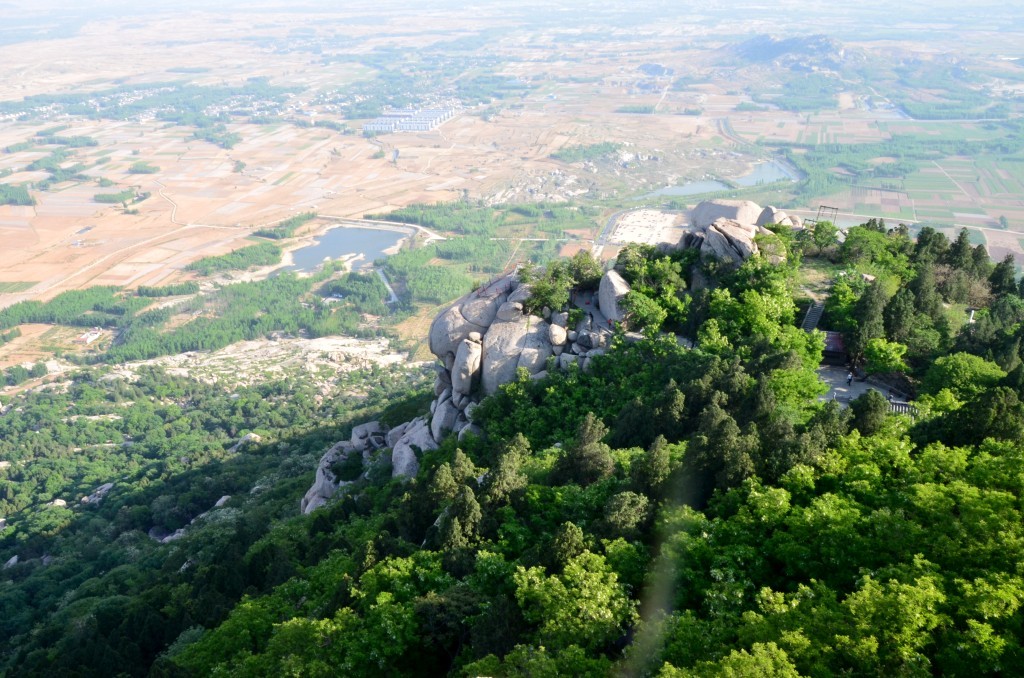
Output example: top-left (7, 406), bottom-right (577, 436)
top-left (350, 421), bottom-right (385, 453)
top-left (676, 200), bottom-right (793, 268)
top-left (507, 284), bottom-right (532, 305)
top-left (391, 417), bottom-right (437, 478)
top-left (387, 420), bottom-right (410, 448)
top-left (482, 313), bottom-right (544, 394)
top-left (429, 305), bottom-right (492, 362)
top-left (549, 324), bottom-right (567, 346)
top-left (451, 338), bottom-right (482, 395)
top-left (691, 199), bottom-right (764, 229)
top-left (81, 482), bottom-right (114, 505)
top-left (756, 205), bottom-right (802, 229)
top-left (300, 440), bottom-right (354, 514)
top-left (496, 301), bottom-right (524, 322)
top-left (461, 295), bottom-right (503, 327)
top-left (227, 432), bottom-right (262, 453)
top-left (598, 270), bottom-right (630, 322)
top-left (431, 396), bottom-right (460, 442)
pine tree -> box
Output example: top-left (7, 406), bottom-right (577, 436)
top-left (946, 228), bottom-right (972, 271)
top-left (989, 254), bottom-right (1018, 297)
top-left (884, 287), bottom-right (917, 343)
top-left (631, 435), bottom-right (672, 496)
top-left (552, 412), bottom-right (614, 486)
top-left (912, 264), bottom-right (942, 320)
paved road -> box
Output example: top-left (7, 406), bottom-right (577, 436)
top-left (817, 365), bottom-right (891, 405)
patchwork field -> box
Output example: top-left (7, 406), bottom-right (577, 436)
top-left (0, 0), bottom-right (1021, 314)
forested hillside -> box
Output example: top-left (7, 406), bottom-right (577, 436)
top-left (5, 221), bottom-right (1024, 676)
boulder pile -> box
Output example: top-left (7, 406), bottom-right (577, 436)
top-left (678, 199), bottom-right (799, 266)
top-left (300, 271), bottom-right (626, 513)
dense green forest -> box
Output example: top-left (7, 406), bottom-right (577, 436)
top-left (137, 282), bottom-right (200, 298)
top-left (0, 362), bottom-right (433, 676)
top-left (0, 79), bottom-right (299, 124)
top-left (2, 217), bottom-right (1024, 675)
top-left (94, 189), bottom-right (139, 204)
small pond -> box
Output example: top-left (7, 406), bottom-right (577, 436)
top-left (643, 158), bottom-right (803, 199)
top-left (282, 227), bottom-right (406, 273)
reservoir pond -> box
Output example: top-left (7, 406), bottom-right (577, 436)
top-left (282, 227), bottom-right (406, 273)
top-left (643, 158), bottom-right (802, 199)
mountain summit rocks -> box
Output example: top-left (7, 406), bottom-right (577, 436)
top-left (302, 198), bottom-right (793, 512)
top-left (677, 199), bottom-right (796, 267)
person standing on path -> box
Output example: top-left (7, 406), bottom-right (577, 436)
top-left (846, 372), bottom-right (854, 386)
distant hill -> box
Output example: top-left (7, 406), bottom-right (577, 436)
top-left (728, 33), bottom-right (854, 69)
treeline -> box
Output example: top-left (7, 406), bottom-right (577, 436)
top-left (94, 189), bottom-right (138, 204)
top-left (0, 184), bottom-right (34, 206)
top-left (616, 104), bottom-right (655, 114)
top-left (127, 161), bottom-right (159, 174)
top-left (26, 150), bottom-right (87, 188)
top-left (369, 201), bottom-right (597, 305)
top-left (0, 270), bottom-right (391, 366)
top-left (773, 128), bottom-right (1024, 201)
top-left (136, 282), bottom-right (200, 297)
top-left (751, 73), bottom-right (841, 112)
top-left (0, 287), bottom-right (147, 331)
top-left (819, 220), bottom-right (1024, 418)
top-left (12, 221), bottom-right (1024, 674)
top-left (192, 125), bottom-right (242, 149)
top-left (37, 135), bottom-right (98, 148)
top-left (105, 271), bottom-right (386, 363)
top-left (185, 242), bottom-right (282, 276)
top-left (2, 362), bottom-right (47, 387)
top-left (166, 220), bottom-right (1024, 677)
top-left (0, 328), bottom-right (20, 345)
top-left (4, 141), bottom-right (33, 153)
top-left (320, 272), bottom-right (390, 316)
top-left (368, 202), bottom-right (502, 235)
top-left (383, 237), bottom-right (508, 305)
top-left (368, 200), bottom-right (599, 239)
top-left (0, 79), bottom-right (300, 124)
top-left (252, 211), bottom-right (317, 239)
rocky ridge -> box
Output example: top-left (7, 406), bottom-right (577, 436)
top-left (300, 199), bottom-right (791, 513)
top-left (300, 272), bottom-right (622, 513)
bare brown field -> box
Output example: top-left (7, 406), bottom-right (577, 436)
top-left (0, 323), bottom-right (86, 369)
top-left (0, 14), bottom-right (755, 306)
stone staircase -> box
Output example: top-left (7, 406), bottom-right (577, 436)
top-left (801, 302), bottom-right (825, 332)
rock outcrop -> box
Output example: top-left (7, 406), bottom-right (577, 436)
top-left (451, 338), bottom-right (482, 395)
top-left (691, 199), bottom-right (764, 230)
top-left (756, 206), bottom-right (802, 229)
top-left (675, 200), bottom-right (790, 268)
top-left (391, 417), bottom-right (437, 478)
top-left (425, 273), bottom-right (621, 448)
top-left (300, 440), bottom-right (355, 514)
top-left (598, 270), bottom-right (630, 322)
